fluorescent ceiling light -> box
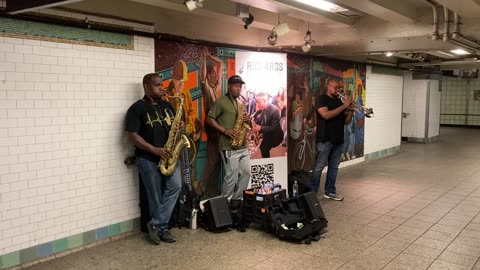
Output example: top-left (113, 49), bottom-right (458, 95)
top-left (293, 0), bottom-right (348, 12)
top-left (450, 49), bottom-right (470, 55)
top-left (436, 51), bottom-right (454, 57)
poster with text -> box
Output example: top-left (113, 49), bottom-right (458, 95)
top-left (235, 51), bottom-right (288, 189)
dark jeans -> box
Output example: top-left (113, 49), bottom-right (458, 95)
top-left (310, 142), bottom-right (344, 194)
top-left (136, 157), bottom-right (181, 230)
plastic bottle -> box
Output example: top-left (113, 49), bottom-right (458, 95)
top-left (293, 180), bottom-right (299, 197)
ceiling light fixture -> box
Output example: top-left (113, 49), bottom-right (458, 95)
top-left (435, 51), bottom-right (455, 57)
top-left (293, 0), bottom-right (348, 12)
top-left (274, 22), bottom-right (290, 37)
top-left (267, 30), bottom-right (278, 46)
top-left (301, 23), bottom-right (316, 53)
top-left (450, 48), bottom-right (471, 55)
top-left (184, 0), bottom-right (204, 11)
top-left (385, 52), bottom-right (393, 57)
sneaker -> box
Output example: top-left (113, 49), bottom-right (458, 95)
top-left (146, 222), bottom-right (161, 245)
top-left (159, 230), bottom-right (176, 243)
top-left (324, 193), bottom-right (344, 201)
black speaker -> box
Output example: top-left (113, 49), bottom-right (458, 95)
top-left (298, 192), bottom-right (325, 220)
top-left (202, 196), bottom-right (232, 231)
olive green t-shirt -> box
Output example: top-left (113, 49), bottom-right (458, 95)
top-left (208, 95), bottom-right (247, 151)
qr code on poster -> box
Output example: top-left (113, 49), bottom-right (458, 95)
top-left (251, 164), bottom-right (274, 187)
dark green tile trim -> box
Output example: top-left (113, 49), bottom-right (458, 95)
top-left (108, 223), bottom-right (121, 237)
top-left (1, 251), bottom-right (20, 269)
top-left (20, 247), bottom-right (37, 264)
top-left (120, 220), bottom-right (133, 233)
top-left (0, 16), bottom-right (133, 49)
top-left (83, 230), bottom-right (96, 245)
top-left (405, 135), bottom-right (440, 143)
top-left (1, 218), bottom-right (140, 269)
top-left (67, 234), bottom-right (83, 249)
top-left (365, 145), bottom-right (401, 161)
top-left (53, 238), bottom-right (68, 253)
top-left (133, 218), bottom-right (141, 230)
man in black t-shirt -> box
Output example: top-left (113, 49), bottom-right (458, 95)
top-left (311, 78), bottom-right (353, 201)
top-left (126, 73), bottom-right (183, 245)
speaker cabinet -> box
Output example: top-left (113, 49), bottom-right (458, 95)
top-left (202, 196), bottom-right (232, 230)
top-left (298, 192), bottom-right (325, 220)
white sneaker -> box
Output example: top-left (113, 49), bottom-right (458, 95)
top-left (324, 193), bottom-right (344, 201)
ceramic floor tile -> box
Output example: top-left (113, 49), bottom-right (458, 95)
top-left (427, 260), bottom-right (471, 270)
top-left (383, 262), bottom-right (425, 270)
top-left (403, 244), bottom-right (444, 259)
top-left (393, 253), bottom-right (435, 269)
top-left (436, 251), bottom-right (478, 268)
top-left (413, 236), bottom-right (451, 250)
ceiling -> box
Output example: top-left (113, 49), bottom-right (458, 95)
top-left (6, 0), bottom-right (480, 70)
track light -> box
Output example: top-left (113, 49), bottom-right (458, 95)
top-left (385, 52), bottom-right (393, 57)
top-left (242, 13), bottom-right (254, 29)
top-left (184, 0), bottom-right (204, 11)
top-left (301, 30), bottom-right (316, 53)
top-left (267, 30), bottom-right (278, 46)
top-left (274, 22), bottom-right (290, 37)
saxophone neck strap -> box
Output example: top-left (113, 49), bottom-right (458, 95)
top-left (226, 93), bottom-right (239, 117)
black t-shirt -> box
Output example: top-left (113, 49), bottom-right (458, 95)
top-left (126, 97), bottom-right (175, 162)
top-left (315, 94), bottom-right (346, 144)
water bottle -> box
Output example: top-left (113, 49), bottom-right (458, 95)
top-left (189, 208), bottom-right (198, 230)
top-left (293, 180), bottom-right (299, 197)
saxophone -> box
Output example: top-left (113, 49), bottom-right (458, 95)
top-left (231, 95), bottom-right (250, 148)
top-left (159, 94), bottom-right (191, 176)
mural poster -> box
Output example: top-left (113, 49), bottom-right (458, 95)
top-left (287, 56), bottom-right (367, 174)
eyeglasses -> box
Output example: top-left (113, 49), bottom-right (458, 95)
top-left (328, 84), bottom-right (340, 89)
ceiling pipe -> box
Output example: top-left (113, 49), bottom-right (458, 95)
top-left (399, 59), bottom-right (480, 67)
top-left (451, 12), bottom-right (480, 48)
top-left (448, 38), bottom-right (479, 53)
top-left (443, 6), bottom-right (449, 41)
top-left (425, 0), bottom-right (439, 40)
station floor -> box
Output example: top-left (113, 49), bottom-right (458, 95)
top-left (26, 127), bottom-right (480, 270)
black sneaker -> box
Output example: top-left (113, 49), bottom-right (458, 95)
top-left (146, 222), bottom-right (161, 245)
top-left (159, 230), bottom-right (176, 243)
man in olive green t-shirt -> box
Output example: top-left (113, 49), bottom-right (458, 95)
top-left (206, 75), bottom-right (251, 204)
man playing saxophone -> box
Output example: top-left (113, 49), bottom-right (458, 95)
top-left (126, 73), bottom-right (184, 245)
top-left (206, 75), bottom-right (251, 225)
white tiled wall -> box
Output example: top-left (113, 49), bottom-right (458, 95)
top-left (440, 77), bottom-right (468, 125)
top-left (428, 80), bottom-right (441, 138)
top-left (0, 34), bottom-right (154, 255)
top-left (364, 66), bottom-right (403, 155)
top-left (441, 76), bottom-right (480, 126)
top-left (402, 72), bottom-right (428, 138)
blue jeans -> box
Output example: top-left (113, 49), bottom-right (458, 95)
top-left (137, 157), bottom-right (182, 230)
top-left (310, 142), bottom-right (344, 194)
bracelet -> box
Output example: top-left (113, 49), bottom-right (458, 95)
top-left (223, 128), bottom-right (227, 134)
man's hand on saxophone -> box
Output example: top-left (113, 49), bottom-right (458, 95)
top-left (224, 129), bottom-right (239, 138)
top-left (151, 147), bottom-right (170, 160)
top-left (176, 121), bottom-right (185, 131)
top-left (241, 112), bottom-right (250, 123)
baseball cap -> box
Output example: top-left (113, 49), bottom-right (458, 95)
top-left (228, 75), bottom-right (245, 85)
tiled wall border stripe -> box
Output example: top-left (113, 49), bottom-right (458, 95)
top-left (364, 145), bottom-right (401, 161)
top-left (0, 218), bottom-right (140, 270)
